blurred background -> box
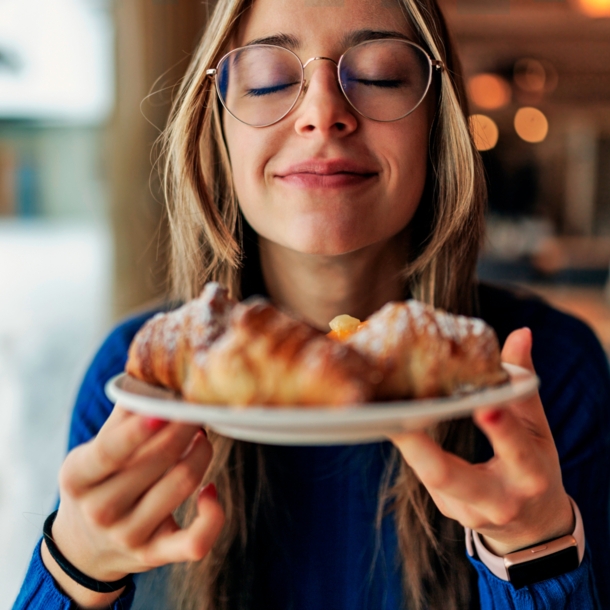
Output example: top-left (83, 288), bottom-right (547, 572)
top-left (1, 0), bottom-right (610, 605)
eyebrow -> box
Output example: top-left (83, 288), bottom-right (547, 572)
top-left (342, 29), bottom-right (413, 47)
top-left (244, 33), bottom-right (300, 48)
top-left (243, 29), bottom-right (413, 50)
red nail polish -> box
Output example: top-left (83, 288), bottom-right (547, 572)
top-left (145, 417), bottom-right (168, 431)
top-left (483, 409), bottom-right (503, 424)
top-left (199, 482), bottom-right (218, 501)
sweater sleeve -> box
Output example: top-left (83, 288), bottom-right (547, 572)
top-left (12, 541), bottom-right (136, 610)
top-left (12, 311), bottom-right (156, 610)
top-left (469, 547), bottom-right (600, 610)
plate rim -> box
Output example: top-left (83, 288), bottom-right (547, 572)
top-left (104, 363), bottom-right (539, 430)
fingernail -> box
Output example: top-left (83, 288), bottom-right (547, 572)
top-left (481, 409), bottom-right (503, 424)
top-left (199, 482), bottom-right (218, 501)
top-left (521, 327), bottom-right (533, 341)
top-left (145, 417), bottom-right (168, 431)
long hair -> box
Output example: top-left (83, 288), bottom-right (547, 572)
top-left (162, 1), bottom-right (486, 608)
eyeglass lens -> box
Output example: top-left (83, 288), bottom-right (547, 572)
top-left (216, 40), bottom-right (432, 127)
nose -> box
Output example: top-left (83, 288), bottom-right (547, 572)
top-left (293, 57), bottom-right (358, 137)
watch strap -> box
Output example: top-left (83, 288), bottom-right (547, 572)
top-left (465, 496), bottom-right (585, 582)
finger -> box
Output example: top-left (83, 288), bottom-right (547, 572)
top-left (62, 411), bottom-right (170, 493)
top-left (481, 328), bottom-right (552, 436)
top-left (81, 423), bottom-right (204, 524)
top-left (502, 327), bottom-right (535, 372)
top-left (473, 407), bottom-right (554, 490)
top-left (389, 430), bottom-right (500, 503)
top-left (123, 432), bottom-right (213, 544)
top-left (142, 485), bottom-right (225, 565)
top-left (102, 405), bottom-right (132, 430)
top-left (101, 405), bottom-right (164, 435)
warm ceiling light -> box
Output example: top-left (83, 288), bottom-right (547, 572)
top-left (514, 107), bottom-right (549, 143)
top-left (468, 73), bottom-right (511, 110)
top-left (469, 114), bottom-right (499, 151)
top-left (574, 0), bottom-right (610, 17)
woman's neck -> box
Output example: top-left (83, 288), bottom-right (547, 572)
top-left (258, 234), bottom-right (409, 331)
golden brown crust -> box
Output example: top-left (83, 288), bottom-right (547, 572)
top-left (183, 300), bottom-right (378, 406)
top-left (126, 283), bottom-right (507, 406)
top-left (344, 300), bottom-right (509, 399)
top-left (126, 287), bottom-right (377, 406)
top-left (125, 283), bottom-right (235, 392)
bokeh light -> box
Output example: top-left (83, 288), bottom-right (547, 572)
top-left (514, 59), bottom-right (558, 94)
top-left (468, 73), bottom-right (512, 110)
top-left (575, 0), bottom-right (610, 17)
top-left (514, 60), bottom-right (545, 93)
top-left (469, 114), bottom-right (500, 151)
top-left (514, 107), bottom-right (549, 143)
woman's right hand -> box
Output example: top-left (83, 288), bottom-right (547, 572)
top-left (41, 405), bottom-right (224, 608)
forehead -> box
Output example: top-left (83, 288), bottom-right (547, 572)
top-left (234, 0), bottom-right (415, 53)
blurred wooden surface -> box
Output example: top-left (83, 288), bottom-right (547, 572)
top-left (109, 0), bottom-right (210, 318)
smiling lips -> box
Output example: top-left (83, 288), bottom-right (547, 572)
top-left (276, 159), bottom-right (378, 188)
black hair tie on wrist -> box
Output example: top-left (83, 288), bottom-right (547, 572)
top-left (43, 510), bottom-right (133, 593)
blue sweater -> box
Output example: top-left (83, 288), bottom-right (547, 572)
top-left (13, 284), bottom-right (610, 609)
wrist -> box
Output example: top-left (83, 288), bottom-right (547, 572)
top-left (480, 494), bottom-right (574, 556)
top-left (41, 538), bottom-right (125, 609)
top-left (465, 496), bottom-right (585, 586)
top-left (51, 509), bottom-right (130, 583)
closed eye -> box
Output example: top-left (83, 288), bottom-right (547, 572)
top-left (348, 78), bottom-right (405, 89)
top-left (245, 81), bottom-right (300, 97)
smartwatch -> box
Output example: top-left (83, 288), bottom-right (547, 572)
top-left (465, 496), bottom-right (585, 589)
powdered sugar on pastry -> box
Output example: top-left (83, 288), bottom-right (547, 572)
top-left (127, 285), bottom-right (507, 406)
top-left (340, 300), bottom-right (508, 399)
top-left (125, 282), bottom-right (235, 391)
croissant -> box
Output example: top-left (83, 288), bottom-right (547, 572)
top-left (330, 301), bottom-right (508, 399)
top-left (126, 284), bottom-right (378, 406)
top-left (183, 299), bottom-right (378, 406)
top-left (125, 282), bottom-right (235, 392)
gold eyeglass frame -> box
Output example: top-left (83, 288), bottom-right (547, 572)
top-left (205, 39), bottom-right (445, 127)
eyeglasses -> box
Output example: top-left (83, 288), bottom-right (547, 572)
top-left (206, 39), bottom-right (444, 127)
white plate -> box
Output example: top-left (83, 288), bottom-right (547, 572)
top-left (105, 363), bottom-right (538, 446)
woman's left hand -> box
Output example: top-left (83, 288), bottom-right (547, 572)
top-left (389, 327), bottom-right (574, 556)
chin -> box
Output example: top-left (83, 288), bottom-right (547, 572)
top-left (278, 230), bottom-right (380, 257)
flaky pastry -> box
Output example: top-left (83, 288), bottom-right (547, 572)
top-left (330, 300), bottom-right (509, 399)
top-left (183, 299), bottom-right (378, 406)
top-left (126, 283), bottom-right (508, 407)
top-left (126, 282), bottom-right (235, 392)
top-left (126, 283), bottom-right (377, 406)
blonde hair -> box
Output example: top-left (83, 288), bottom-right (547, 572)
top-left (162, 0), bottom-right (486, 608)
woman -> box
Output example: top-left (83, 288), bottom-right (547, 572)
top-left (14, 0), bottom-right (609, 608)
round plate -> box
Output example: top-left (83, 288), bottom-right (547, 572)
top-left (105, 363), bottom-right (538, 446)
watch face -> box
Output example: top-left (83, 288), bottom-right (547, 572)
top-left (507, 546), bottom-right (580, 589)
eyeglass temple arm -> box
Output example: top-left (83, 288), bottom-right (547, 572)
top-left (206, 69), bottom-right (217, 76)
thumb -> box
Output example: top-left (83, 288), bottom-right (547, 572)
top-left (501, 327), bottom-right (534, 372)
top-left (475, 326), bottom-right (550, 446)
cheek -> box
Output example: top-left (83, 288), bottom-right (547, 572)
top-left (224, 123), bottom-right (258, 194)
top-left (377, 124), bottom-right (430, 223)
top-left (223, 119), bottom-right (277, 211)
